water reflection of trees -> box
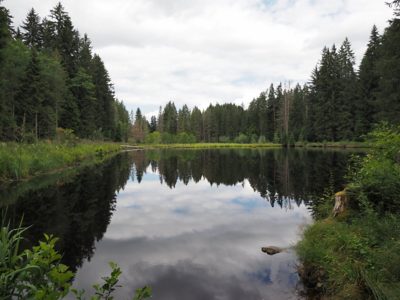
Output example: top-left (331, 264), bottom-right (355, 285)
top-left (131, 149), bottom-right (352, 208)
top-left (5, 153), bottom-right (134, 272)
top-left (4, 149), bottom-right (354, 272)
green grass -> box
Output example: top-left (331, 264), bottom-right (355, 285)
top-left (297, 213), bottom-right (400, 299)
top-left (136, 141), bottom-right (371, 149)
top-left (295, 141), bottom-right (370, 148)
top-left (140, 143), bottom-right (281, 149)
top-left (0, 142), bottom-right (121, 181)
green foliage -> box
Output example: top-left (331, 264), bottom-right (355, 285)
top-left (348, 124), bottom-right (400, 213)
top-left (176, 132), bottom-right (196, 144)
top-left (234, 133), bottom-right (249, 144)
top-left (0, 3), bottom-right (130, 142)
top-left (0, 223), bottom-right (151, 300)
top-left (0, 221), bottom-right (74, 299)
top-left (298, 126), bottom-right (400, 299)
top-left (144, 131), bottom-right (161, 144)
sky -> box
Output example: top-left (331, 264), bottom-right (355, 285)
top-left (4, 0), bottom-right (393, 117)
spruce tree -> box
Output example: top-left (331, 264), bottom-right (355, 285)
top-left (91, 55), bottom-right (116, 138)
top-left (266, 84), bottom-right (275, 141)
top-left (21, 8), bottom-right (42, 49)
top-left (0, 0), bottom-right (12, 56)
top-left (163, 102), bottom-right (178, 134)
top-left (177, 104), bottom-right (191, 133)
top-left (337, 38), bottom-right (357, 140)
top-left (78, 33), bottom-right (92, 71)
top-left (15, 49), bottom-right (43, 141)
top-left (289, 84), bottom-right (306, 141)
top-left (49, 2), bottom-right (79, 77)
top-left (149, 116), bottom-right (157, 132)
top-left (190, 106), bottom-right (202, 141)
top-left (69, 68), bottom-right (96, 137)
top-left (375, 17), bottom-right (400, 124)
top-left (358, 25), bottom-right (381, 134)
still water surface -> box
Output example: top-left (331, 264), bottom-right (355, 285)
top-left (3, 148), bottom-right (355, 300)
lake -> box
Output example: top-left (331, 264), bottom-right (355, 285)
top-left (3, 148), bottom-right (355, 300)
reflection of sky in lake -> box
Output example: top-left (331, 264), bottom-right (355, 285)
top-left (72, 165), bottom-right (311, 300)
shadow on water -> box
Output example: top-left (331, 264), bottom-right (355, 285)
top-left (1, 148), bottom-right (360, 298)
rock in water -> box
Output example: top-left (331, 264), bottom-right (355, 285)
top-left (261, 246), bottom-right (283, 255)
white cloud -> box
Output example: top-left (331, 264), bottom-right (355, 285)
top-left (4, 0), bottom-right (393, 115)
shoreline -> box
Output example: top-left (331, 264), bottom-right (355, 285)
top-left (135, 141), bottom-right (369, 150)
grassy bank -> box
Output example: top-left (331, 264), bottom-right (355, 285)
top-left (137, 141), bottom-right (370, 149)
top-left (0, 142), bottom-right (121, 181)
top-left (294, 141), bottom-right (369, 148)
top-left (296, 125), bottom-right (400, 299)
top-left (140, 142), bottom-right (281, 149)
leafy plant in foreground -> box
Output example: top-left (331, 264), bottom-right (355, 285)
top-left (0, 221), bottom-right (151, 299)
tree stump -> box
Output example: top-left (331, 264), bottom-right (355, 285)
top-left (332, 190), bottom-right (348, 217)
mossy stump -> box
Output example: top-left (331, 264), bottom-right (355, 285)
top-left (333, 190), bottom-right (348, 217)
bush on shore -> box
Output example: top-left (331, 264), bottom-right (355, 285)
top-left (297, 124), bottom-right (400, 299)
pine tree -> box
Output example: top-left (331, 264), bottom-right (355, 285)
top-left (149, 116), bottom-right (157, 132)
top-left (91, 54), bottom-right (116, 138)
top-left (39, 51), bottom-right (67, 138)
top-left (15, 49), bottom-right (43, 141)
top-left (41, 17), bottom-right (56, 50)
top-left (266, 84), bottom-right (275, 141)
top-left (289, 84), bottom-right (306, 141)
top-left (358, 25), bottom-right (381, 134)
top-left (49, 2), bottom-right (79, 76)
top-left (337, 38), bottom-right (357, 140)
top-left (177, 104), bottom-right (191, 133)
top-left (375, 18), bottom-right (400, 124)
top-left (163, 102), bottom-right (178, 134)
top-left (0, 0), bottom-right (12, 56)
top-left (78, 34), bottom-right (93, 71)
top-left (21, 8), bottom-right (42, 49)
top-left (154, 106), bottom-right (162, 133)
top-left (388, 0), bottom-right (400, 16)
top-left (190, 106), bottom-right (202, 141)
top-left (69, 68), bottom-right (96, 137)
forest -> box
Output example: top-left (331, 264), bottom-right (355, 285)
top-left (1, 1), bottom-right (399, 145)
top-left (132, 20), bottom-right (400, 144)
top-left (0, 1), bottom-right (130, 143)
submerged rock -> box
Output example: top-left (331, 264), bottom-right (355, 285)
top-left (261, 246), bottom-right (283, 255)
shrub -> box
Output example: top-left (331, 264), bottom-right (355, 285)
top-left (176, 132), bottom-right (196, 144)
top-left (145, 131), bottom-right (162, 144)
top-left (349, 124), bottom-right (400, 213)
top-left (234, 133), bottom-right (249, 144)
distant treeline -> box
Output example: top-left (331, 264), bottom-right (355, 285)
top-left (133, 13), bottom-right (400, 144)
top-left (0, 1), bottom-right (130, 142)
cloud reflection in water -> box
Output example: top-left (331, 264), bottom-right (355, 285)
top-left (73, 165), bottom-right (311, 299)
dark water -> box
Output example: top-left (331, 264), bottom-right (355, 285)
top-left (2, 148), bottom-right (356, 300)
